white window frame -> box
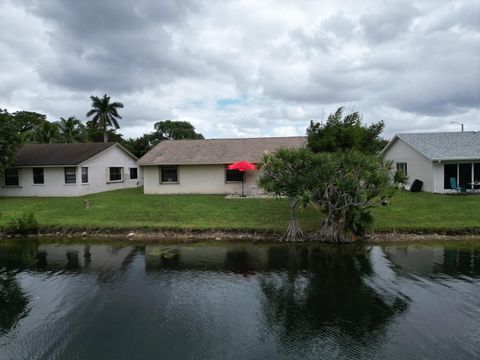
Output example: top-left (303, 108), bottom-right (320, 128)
top-left (108, 167), bottom-right (124, 183)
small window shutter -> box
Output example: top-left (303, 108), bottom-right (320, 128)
top-left (106, 167), bottom-right (110, 181)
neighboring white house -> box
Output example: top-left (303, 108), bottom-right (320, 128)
top-left (138, 137), bottom-right (306, 195)
top-left (0, 142), bottom-right (141, 197)
top-left (381, 132), bottom-right (480, 193)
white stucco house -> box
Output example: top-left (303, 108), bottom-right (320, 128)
top-left (138, 137), bottom-right (306, 195)
top-left (0, 142), bottom-right (141, 197)
top-left (381, 132), bottom-right (480, 193)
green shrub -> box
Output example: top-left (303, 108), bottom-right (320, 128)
top-left (3, 213), bottom-right (39, 236)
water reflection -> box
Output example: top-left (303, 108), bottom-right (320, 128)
top-left (0, 239), bottom-right (480, 359)
top-left (384, 243), bottom-right (480, 278)
top-left (260, 245), bottom-right (407, 345)
top-left (0, 272), bottom-right (29, 334)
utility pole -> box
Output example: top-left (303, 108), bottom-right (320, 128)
top-left (451, 121), bottom-right (464, 132)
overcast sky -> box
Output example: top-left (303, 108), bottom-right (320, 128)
top-left (1, 0), bottom-right (478, 139)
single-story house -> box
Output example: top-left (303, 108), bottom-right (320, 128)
top-left (381, 132), bottom-right (480, 193)
top-left (0, 142), bottom-right (141, 197)
top-left (138, 136), bottom-right (306, 194)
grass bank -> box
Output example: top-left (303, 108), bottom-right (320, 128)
top-left (0, 188), bottom-right (479, 234)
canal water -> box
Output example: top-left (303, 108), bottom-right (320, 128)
top-left (0, 239), bottom-right (479, 360)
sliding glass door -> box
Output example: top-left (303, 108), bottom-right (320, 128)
top-left (444, 163), bottom-right (480, 190)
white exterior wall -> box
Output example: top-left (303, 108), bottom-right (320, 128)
top-left (143, 164), bottom-right (260, 195)
top-left (0, 145), bottom-right (141, 197)
top-left (383, 139), bottom-right (434, 192)
top-left (78, 145), bottom-right (141, 196)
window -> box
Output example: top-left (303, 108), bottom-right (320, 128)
top-left (130, 168), bottom-right (138, 180)
top-left (444, 164), bottom-right (457, 189)
top-left (65, 167), bottom-right (77, 184)
top-left (33, 168), bottom-right (44, 184)
top-left (82, 167), bottom-right (88, 183)
top-left (225, 168), bottom-right (244, 182)
top-left (396, 162), bottom-right (407, 176)
top-left (4, 168), bottom-right (19, 186)
top-left (109, 167), bottom-right (123, 182)
top-left (160, 166), bottom-right (178, 183)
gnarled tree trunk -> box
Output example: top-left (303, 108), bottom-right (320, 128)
top-left (281, 199), bottom-right (305, 242)
top-left (320, 209), bottom-right (357, 243)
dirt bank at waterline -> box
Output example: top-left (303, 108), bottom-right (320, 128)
top-left (3, 227), bottom-right (480, 243)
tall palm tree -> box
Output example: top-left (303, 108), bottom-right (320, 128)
top-left (57, 116), bottom-right (87, 143)
top-left (86, 94), bottom-right (124, 142)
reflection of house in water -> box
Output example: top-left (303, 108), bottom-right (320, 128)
top-left (384, 246), bottom-right (445, 276)
top-left (145, 244), bottom-right (270, 273)
top-left (384, 245), bottom-right (480, 277)
top-left (36, 244), bottom-right (137, 273)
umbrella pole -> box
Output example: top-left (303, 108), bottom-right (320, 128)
top-left (242, 177), bottom-right (245, 196)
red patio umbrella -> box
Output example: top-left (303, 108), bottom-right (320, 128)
top-left (227, 161), bottom-right (256, 196)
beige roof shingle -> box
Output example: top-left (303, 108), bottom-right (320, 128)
top-left (138, 136), bottom-right (306, 165)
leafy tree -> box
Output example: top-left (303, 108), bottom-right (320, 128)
top-left (25, 121), bottom-right (60, 144)
top-left (307, 107), bottom-right (387, 154)
top-left (0, 109), bottom-right (23, 173)
top-left (124, 120), bottom-right (204, 158)
top-left (153, 120), bottom-right (204, 140)
top-left (85, 120), bottom-right (124, 143)
top-left (123, 133), bottom-right (158, 158)
top-left (313, 151), bottom-right (395, 243)
top-left (86, 94), bottom-right (124, 142)
top-left (258, 148), bottom-right (317, 242)
top-left (12, 111), bottom-right (47, 133)
top-left (56, 117), bottom-right (87, 143)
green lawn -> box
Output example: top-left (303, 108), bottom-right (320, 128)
top-left (0, 188), bottom-right (479, 233)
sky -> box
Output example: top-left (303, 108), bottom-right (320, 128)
top-left (0, 0), bottom-right (479, 140)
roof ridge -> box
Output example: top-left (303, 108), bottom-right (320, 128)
top-left (161, 136), bottom-right (307, 141)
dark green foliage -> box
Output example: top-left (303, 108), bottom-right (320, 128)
top-left (3, 213), bottom-right (39, 236)
top-left (25, 121), bottom-right (60, 143)
top-left (123, 133), bottom-right (159, 158)
top-left (11, 111), bottom-right (47, 133)
top-left (312, 151), bottom-right (395, 242)
top-left (259, 146), bottom-right (396, 242)
top-left (86, 94), bottom-right (124, 142)
top-left (124, 120), bottom-right (204, 157)
top-left (307, 107), bottom-right (387, 154)
top-left (153, 120), bottom-right (204, 140)
top-left (394, 170), bottom-right (408, 187)
top-left (85, 120), bottom-right (124, 143)
top-left (0, 109), bottom-right (23, 173)
top-left (56, 117), bottom-right (87, 143)
top-left (258, 147), bottom-right (317, 241)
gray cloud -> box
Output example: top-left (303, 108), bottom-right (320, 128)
top-left (0, 0), bottom-right (479, 139)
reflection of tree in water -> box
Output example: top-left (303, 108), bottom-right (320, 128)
top-left (0, 240), bottom-right (37, 334)
top-left (260, 244), bottom-right (408, 343)
top-left (0, 272), bottom-right (29, 334)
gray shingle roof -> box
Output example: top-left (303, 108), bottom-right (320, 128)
top-left (395, 132), bottom-right (480, 160)
top-left (13, 143), bottom-right (126, 166)
top-left (138, 137), bottom-right (307, 165)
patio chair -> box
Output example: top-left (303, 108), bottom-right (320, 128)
top-left (449, 177), bottom-right (465, 193)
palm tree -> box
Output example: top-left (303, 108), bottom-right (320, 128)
top-left (56, 116), bottom-right (87, 143)
top-left (86, 94), bottom-right (124, 142)
top-left (26, 121), bottom-right (60, 143)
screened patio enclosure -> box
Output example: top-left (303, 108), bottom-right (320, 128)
top-left (444, 163), bottom-right (480, 190)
